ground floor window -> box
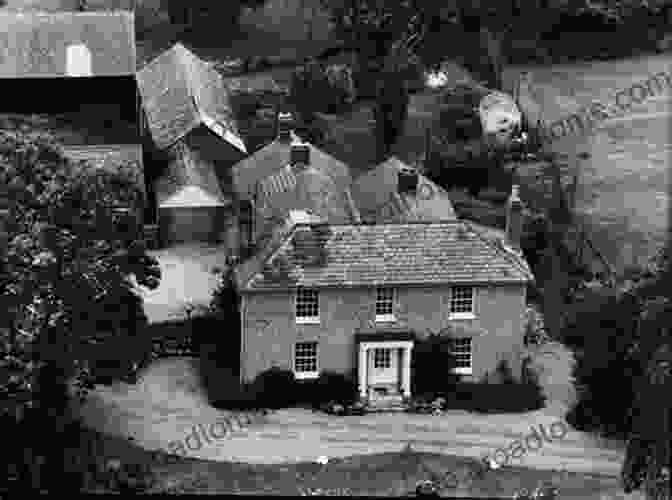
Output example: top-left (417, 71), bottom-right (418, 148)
top-left (449, 338), bottom-right (472, 374)
top-left (294, 341), bottom-right (319, 379)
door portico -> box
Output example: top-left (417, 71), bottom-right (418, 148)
top-left (357, 339), bottom-right (413, 400)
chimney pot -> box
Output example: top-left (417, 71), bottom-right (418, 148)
top-left (290, 143), bottom-right (310, 168)
top-left (398, 165), bottom-right (419, 194)
top-left (277, 111), bottom-right (294, 141)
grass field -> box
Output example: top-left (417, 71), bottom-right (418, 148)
top-left (504, 54), bottom-right (672, 275)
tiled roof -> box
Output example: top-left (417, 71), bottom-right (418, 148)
top-left (256, 163), bottom-right (358, 224)
top-left (230, 132), bottom-right (352, 201)
top-left (258, 165), bottom-right (297, 200)
top-left (236, 220), bottom-right (534, 291)
top-left (61, 143), bottom-right (144, 190)
top-left (351, 157), bottom-right (456, 222)
top-left (0, 11), bottom-right (135, 78)
top-left (155, 140), bottom-right (230, 208)
top-left (136, 43), bottom-right (245, 152)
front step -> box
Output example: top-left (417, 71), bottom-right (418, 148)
top-left (365, 394), bottom-right (409, 413)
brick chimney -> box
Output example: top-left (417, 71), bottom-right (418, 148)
top-left (505, 184), bottom-right (524, 251)
top-left (277, 111), bottom-right (294, 142)
top-left (290, 143), bottom-right (310, 169)
top-left (398, 165), bottom-right (419, 194)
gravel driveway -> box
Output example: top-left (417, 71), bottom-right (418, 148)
top-left (73, 347), bottom-right (625, 476)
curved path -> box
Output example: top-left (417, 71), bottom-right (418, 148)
top-left (72, 352), bottom-right (625, 476)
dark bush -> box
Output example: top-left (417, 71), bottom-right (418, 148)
top-left (313, 371), bottom-right (358, 407)
top-left (495, 359), bottom-right (517, 385)
top-left (202, 365), bottom-right (249, 409)
top-left (448, 382), bottom-right (546, 413)
top-left (289, 61), bottom-right (354, 116)
top-left (411, 334), bottom-right (460, 399)
top-left (249, 367), bottom-right (299, 409)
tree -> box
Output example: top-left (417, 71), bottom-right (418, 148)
top-left (0, 125), bottom-right (160, 493)
top-left (163, 0), bottom-right (269, 30)
top-left (560, 240), bottom-right (672, 497)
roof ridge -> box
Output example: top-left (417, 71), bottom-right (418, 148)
top-left (289, 219), bottom-right (463, 229)
top-left (236, 218), bottom-right (299, 289)
top-left (177, 44), bottom-right (200, 116)
top-left (467, 221), bottom-right (533, 280)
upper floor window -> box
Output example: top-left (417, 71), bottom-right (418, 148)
top-left (375, 287), bottom-right (395, 322)
top-left (295, 287), bottom-right (320, 324)
top-left (449, 338), bottom-right (472, 375)
top-left (449, 286), bottom-right (475, 319)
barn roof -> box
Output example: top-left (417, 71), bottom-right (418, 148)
top-left (0, 11), bottom-right (135, 78)
top-left (155, 140), bottom-right (231, 208)
top-left (230, 132), bottom-right (352, 202)
top-left (351, 157), bottom-right (457, 222)
top-left (136, 43), bottom-right (245, 152)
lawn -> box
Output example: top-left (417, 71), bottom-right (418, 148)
top-left (503, 53), bottom-right (672, 274)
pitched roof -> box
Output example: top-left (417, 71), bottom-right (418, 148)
top-left (236, 220), bottom-right (534, 291)
top-left (351, 157), bottom-right (456, 222)
top-left (230, 132), bottom-right (352, 201)
top-left (61, 143), bottom-right (144, 190)
top-left (256, 163), bottom-right (359, 224)
top-left (155, 140), bottom-right (230, 208)
top-left (0, 11), bottom-right (135, 78)
top-left (136, 43), bottom-right (246, 152)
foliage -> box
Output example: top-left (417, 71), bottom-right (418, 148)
top-left (565, 243), bottom-right (672, 463)
top-left (495, 359), bottom-right (517, 385)
top-left (0, 127), bottom-right (160, 492)
top-left (445, 381), bottom-right (546, 414)
top-left (411, 333), bottom-right (459, 398)
top-left (289, 60), bottom-right (355, 115)
top-left (309, 370), bottom-right (358, 407)
top-left (249, 366), bottom-right (299, 409)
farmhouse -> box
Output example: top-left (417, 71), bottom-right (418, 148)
top-left (234, 185), bottom-right (534, 408)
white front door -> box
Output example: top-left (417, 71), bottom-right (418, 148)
top-left (369, 347), bottom-right (399, 387)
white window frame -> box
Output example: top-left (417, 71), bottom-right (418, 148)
top-left (295, 287), bottom-right (320, 324)
top-left (450, 338), bottom-right (473, 375)
top-left (449, 285), bottom-right (476, 320)
top-left (294, 341), bottom-right (319, 379)
top-left (375, 287), bottom-right (396, 323)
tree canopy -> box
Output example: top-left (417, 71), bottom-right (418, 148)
top-left (0, 124), bottom-right (160, 424)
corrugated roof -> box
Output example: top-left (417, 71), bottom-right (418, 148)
top-left (61, 143), bottom-right (144, 189)
top-left (237, 220), bottom-right (534, 291)
top-left (0, 11), bottom-right (135, 78)
top-left (230, 132), bottom-right (352, 201)
top-left (136, 43), bottom-right (245, 152)
top-left (155, 140), bottom-right (230, 208)
top-left (351, 157), bottom-right (457, 222)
